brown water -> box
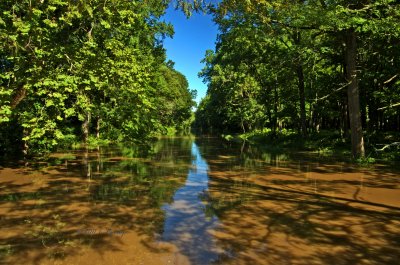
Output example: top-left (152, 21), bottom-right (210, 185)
top-left (0, 137), bottom-right (399, 265)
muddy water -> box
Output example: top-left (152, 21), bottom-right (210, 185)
top-left (0, 137), bottom-right (399, 265)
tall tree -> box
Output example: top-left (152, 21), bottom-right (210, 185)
top-left (197, 0), bottom-right (400, 158)
top-left (0, 0), bottom-right (196, 155)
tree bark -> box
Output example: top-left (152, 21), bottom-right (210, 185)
top-left (82, 111), bottom-right (91, 143)
top-left (345, 29), bottom-right (365, 158)
top-left (273, 82), bottom-right (278, 135)
top-left (11, 86), bottom-right (26, 109)
top-left (22, 128), bottom-right (29, 157)
top-left (339, 100), bottom-right (349, 138)
top-left (297, 63), bottom-right (307, 137)
top-left (294, 31), bottom-right (307, 137)
top-left (96, 116), bottom-right (101, 139)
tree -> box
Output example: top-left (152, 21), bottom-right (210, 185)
top-left (197, 0), bottom-right (400, 158)
top-left (0, 0), bottom-right (195, 156)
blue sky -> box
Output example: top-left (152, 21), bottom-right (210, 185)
top-left (162, 6), bottom-right (219, 104)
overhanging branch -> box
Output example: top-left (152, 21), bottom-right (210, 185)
top-left (314, 82), bottom-right (351, 103)
top-left (383, 74), bottom-right (398, 84)
top-left (377, 102), bottom-right (400, 111)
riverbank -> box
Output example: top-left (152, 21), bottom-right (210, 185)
top-left (222, 129), bottom-right (400, 165)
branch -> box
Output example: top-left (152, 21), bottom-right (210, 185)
top-left (377, 102), bottom-right (400, 111)
top-left (375, 142), bottom-right (400, 152)
top-left (383, 74), bottom-right (398, 84)
top-left (313, 82), bottom-right (350, 102)
top-left (270, 19), bottom-right (336, 34)
top-left (11, 86), bottom-right (26, 109)
top-left (65, 54), bottom-right (75, 71)
top-left (271, 19), bottom-right (318, 30)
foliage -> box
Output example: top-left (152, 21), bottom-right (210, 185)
top-left (195, 0), bottom-right (400, 159)
top-left (0, 0), bottom-right (196, 156)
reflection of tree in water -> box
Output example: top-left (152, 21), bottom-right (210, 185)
top-left (195, 137), bottom-right (290, 168)
top-left (2, 137), bottom-right (399, 264)
top-left (0, 137), bottom-right (195, 264)
top-left (195, 138), bottom-right (400, 265)
top-left (87, 137), bottom-right (196, 234)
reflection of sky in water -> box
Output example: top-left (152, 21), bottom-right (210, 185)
top-left (161, 143), bottom-right (221, 264)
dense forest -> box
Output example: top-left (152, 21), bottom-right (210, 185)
top-left (0, 0), bottom-right (196, 157)
top-left (1, 0), bottom-right (400, 160)
top-left (195, 0), bottom-right (400, 158)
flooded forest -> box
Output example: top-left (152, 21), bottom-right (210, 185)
top-left (1, 1), bottom-right (400, 265)
top-left (1, 138), bottom-right (400, 264)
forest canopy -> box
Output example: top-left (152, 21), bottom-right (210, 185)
top-left (1, 0), bottom-right (399, 159)
top-left (195, 0), bottom-right (400, 158)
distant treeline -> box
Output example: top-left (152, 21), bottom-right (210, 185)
top-left (195, 0), bottom-right (400, 157)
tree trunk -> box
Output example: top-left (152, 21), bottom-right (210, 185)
top-left (294, 31), bottom-right (307, 137)
top-left (345, 29), bottom-right (365, 158)
top-left (241, 119), bottom-right (246, 134)
top-left (11, 86), bottom-right (26, 109)
top-left (22, 128), bottom-right (29, 157)
top-left (340, 101), bottom-right (349, 138)
top-left (273, 83), bottom-right (278, 135)
top-left (96, 116), bottom-right (101, 139)
top-left (296, 63), bottom-right (307, 137)
top-left (82, 111), bottom-right (91, 143)
top-left (368, 97), bottom-right (376, 131)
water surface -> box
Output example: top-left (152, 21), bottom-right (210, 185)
top-left (0, 137), bottom-right (399, 264)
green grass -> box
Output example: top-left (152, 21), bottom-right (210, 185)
top-left (223, 129), bottom-right (400, 164)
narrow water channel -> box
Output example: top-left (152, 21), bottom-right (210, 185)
top-left (0, 137), bottom-right (399, 264)
top-left (161, 143), bottom-right (221, 264)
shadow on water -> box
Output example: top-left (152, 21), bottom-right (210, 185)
top-left (0, 137), bottom-right (196, 264)
top-left (194, 137), bottom-right (400, 265)
top-left (0, 136), bottom-right (400, 264)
